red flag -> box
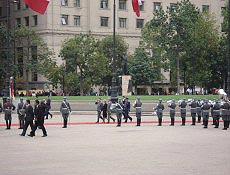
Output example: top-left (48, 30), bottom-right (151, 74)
top-left (23, 0), bottom-right (50, 15)
top-left (132, 0), bottom-right (143, 17)
top-left (9, 77), bottom-right (14, 101)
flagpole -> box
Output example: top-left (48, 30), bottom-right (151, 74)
top-left (110, 0), bottom-right (118, 103)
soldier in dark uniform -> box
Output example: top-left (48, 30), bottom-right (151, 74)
top-left (28, 100), bottom-right (47, 137)
top-left (201, 100), bottom-right (211, 128)
top-left (107, 99), bottom-right (115, 123)
top-left (154, 99), bottom-right (164, 126)
top-left (189, 99), bottom-right (197, 125)
top-left (60, 97), bottom-right (71, 128)
top-left (101, 100), bottom-right (108, 122)
top-left (45, 96), bottom-right (52, 119)
top-left (133, 97), bottom-right (142, 126)
top-left (124, 98), bottom-right (132, 123)
top-left (221, 100), bottom-right (230, 130)
top-left (168, 100), bottom-right (176, 126)
top-left (115, 99), bottom-right (124, 127)
top-left (212, 100), bottom-right (221, 128)
top-left (0, 102), bottom-right (2, 113)
top-left (196, 99), bottom-right (202, 123)
top-left (179, 99), bottom-right (187, 126)
top-left (3, 98), bottom-right (15, 129)
top-left (20, 99), bottom-right (34, 136)
top-left (17, 97), bottom-right (25, 129)
top-left (95, 98), bottom-right (104, 123)
top-left (210, 100), bottom-right (215, 125)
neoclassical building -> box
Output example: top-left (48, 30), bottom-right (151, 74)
top-left (0, 0), bottom-right (226, 93)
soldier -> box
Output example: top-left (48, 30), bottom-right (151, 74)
top-left (196, 99), bottom-right (202, 123)
top-left (3, 98), bottom-right (15, 130)
top-left (124, 98), bottom-right (132, 123)
top-left (28, 100), bottom-right (47, 137)
top-left (221, 100), bottom-right (230, 130)
top-left (154, 99), bottom-right (164, 126)
top-left (201, 100), bottom-right (211, 128)
top-left (95, 98), bottom-right (104, 123)
top-left (212, 100), bottom-right (221, 128)
top-left (107, 99), bottom-right (115, 123)
top-left (45, 95), bottom-right (52, 119)
top-left (20, 99), bottom-right (34, 136)
top-left (179, 99), bottom-right (187, 126)
top-left (115, 99), bottom-right (124, 127)
top-left (189, 99), bottom-right (197, 125)
top-left (133, 97), bottom-right (142, 126)
top-left (60, 97), bottom-right (71, 128)
top-left (168, 100), bottom-right (176, 126)
top-left (17, 97), bottom-right (25, 129)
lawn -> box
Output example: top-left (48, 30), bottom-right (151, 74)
top-left (17, 94), bottom-right (219, 101)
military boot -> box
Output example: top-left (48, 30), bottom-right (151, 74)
top-left (170, 118), bottom-right (174, 126)
top-left (191, 118), bottom-right (196, 125)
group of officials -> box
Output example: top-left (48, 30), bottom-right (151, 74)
top-left (95, 97), bottom-right (135, 127)
top-left (0, 96), bottom-right (53, 137)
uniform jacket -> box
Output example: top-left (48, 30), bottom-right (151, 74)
top-left (60, 101), bottom-right (71, 114)
top-left (95, 102), bottom-right (103, 112)
top-left (189, 101), bottom-right (197, 114)
top-left (155, 103), bottom-right (164, 113)
top-left (17, 102), bottom-right (25, 115)
top-left (25, 104), bottom-right (34, 121)
top-left (221, 102), bottom-right (230, 116)
top-left (201, 103), bottom-right (211, 116)
top-left (133, 100), bottom-right (142, 114)
top-left (3, 102), bottom-right (15, 116)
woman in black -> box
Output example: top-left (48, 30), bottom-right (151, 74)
top-left (102, 100), bottom-right (108, 123)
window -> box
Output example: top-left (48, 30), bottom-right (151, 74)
top-left (17, 47), bottom-right (24, 77)
top-left (24, 16), bottom-right (29, 26)
top-left (74, 15), bottom-right (80, 26)
top-left (61, 0), bottom-right (68, 6)
top-left (202, 5), bottom-right (209, 13)
top-left (74, 0), bottom-right (80, 7)
top-left (24, 2), bottom-right (29, 9)
top-left (170, 3), bottom-right (177, 12)
top-left (119, 0), bottom-right (126, 10)
top-left (61, 15), bottom-right (68, 25)
top-left (153, 2), bottom-right (161, 12)
top-left (136, 19), bottom-right (144, 29)
top-left (119, 18), bottom-right (127, 28)
top-left (33, 15), bottom-right (38, 26)
top-left (140, 1), bottom-right (144, 11)
top-left (0, 7), bottom-right (2, 17)
top-left (16, 0), bottom-right (21, 10)
top-left (100, 17), bottom-right (109, 27)
top-left (101, 0), bottom-right (108, 9)
top-left (221, 7), bottom-right (226, 16)
top-left (16, 18), bottom-right (21, 27)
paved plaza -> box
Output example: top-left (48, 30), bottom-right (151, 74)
top-left (0, 113), bottom-right (230, 175)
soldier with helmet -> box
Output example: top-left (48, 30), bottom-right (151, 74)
top-left (196, 99), bottom-right (202, 123)
top-left (60, 97), bottom-right (72, 128)
top-left (212, 100), bottom-right (221, 128)
top-left (179, 99), bottom-right (187, 126)
top-left (3, 98), bottom-right (15, 129)
top-left (133, 97), bottom-right (142, 126)
top-left (17, 97), bottom-right (25, 129)
top-left (154, 99), bottom-right (164, 126)
top-left (201, 100), bottom-right (211, 128)
top-left (168, 99), bottom-right (176, 126)
top-left (189, 99), bottom-right (197, 125)
top-left (115, 99), bottom-right (124, 127)
top-left (221, 99), bottom-right (230, 130)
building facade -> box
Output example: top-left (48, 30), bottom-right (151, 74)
top-left (0, 0), bottom-right (227, 93)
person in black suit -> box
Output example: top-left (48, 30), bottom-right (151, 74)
top-left (28, 100), bottom-right (47, 137)
top-left (20, 99), bottom-right (34, 136)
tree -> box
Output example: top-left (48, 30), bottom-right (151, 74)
top-left (142, 0), bottom-right (220, 92)
top-left (60, 34), bottom-right (108, 95)
top-left (99, 35), bottom-right (128, 86)
top-left (129, 48), bottom-right (160, 94)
